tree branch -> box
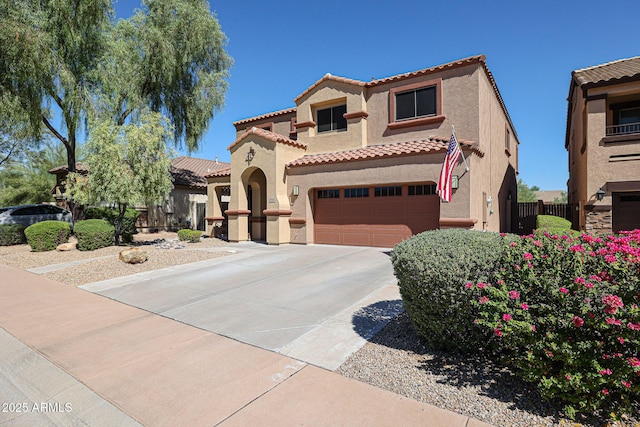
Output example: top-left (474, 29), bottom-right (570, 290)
top-left (42, 114), bottom-right (69, 147)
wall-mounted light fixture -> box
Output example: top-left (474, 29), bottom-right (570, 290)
top-left (246, 147), bottom-right (255, 164)
top-left (596, 188), bottom-right (606, 201)
top-left (486, 195), bottom-right (493, 208)
top-left (292, 185), bottom-right (300, 196)
top-left (451, 175), bottom-right (459, 190)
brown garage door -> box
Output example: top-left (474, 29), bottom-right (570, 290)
top-left (613, 192), bottom-right (640, 233)
top-left (314, 184), bottom-right (440, 247)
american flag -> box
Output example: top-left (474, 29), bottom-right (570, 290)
top-left (437, 132), bottom-right (462, 202)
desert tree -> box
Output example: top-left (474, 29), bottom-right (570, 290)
top-left (67, 111), bottom-right (173, 245)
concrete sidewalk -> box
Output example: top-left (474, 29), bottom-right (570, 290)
top-left (0, 265), bottom-right (491, 426)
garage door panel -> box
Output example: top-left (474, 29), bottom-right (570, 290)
top-left (314, 185), bottom-right (440, 248)
top-left (613, 192), bottom-right (640, 233)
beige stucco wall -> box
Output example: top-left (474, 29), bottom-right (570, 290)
top-left (474, 69), bottom-right (519, 232)
top-left (295, 80), bottom-right (367, 153)
top-left (147, 187), bottom-right (206, 231)
top-left (365, 65), bottom-right (480, 145)
top-left (227, 133), bottom-right (305, 243)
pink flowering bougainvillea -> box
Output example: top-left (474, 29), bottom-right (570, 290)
top-left (467, 228), bottom-right (640, 419)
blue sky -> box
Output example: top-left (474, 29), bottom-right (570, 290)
top-left (115, 0), bottom-right (639, 190)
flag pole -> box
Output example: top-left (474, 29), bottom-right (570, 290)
top-left (452, 125), bottom-right (470, 173)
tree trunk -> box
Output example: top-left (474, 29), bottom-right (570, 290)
top-left (114, 203), bottom-right (127, 246)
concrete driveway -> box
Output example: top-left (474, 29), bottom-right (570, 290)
top-left (80, 242), bottom-right (403, 370)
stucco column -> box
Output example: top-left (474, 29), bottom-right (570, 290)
top-left (263, 209), bottom-right (292, 245)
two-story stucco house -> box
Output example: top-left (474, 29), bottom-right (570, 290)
top-left (205, 55), bottom-right (519, 247)
top-left (565, 56), bottom-right (640, 233)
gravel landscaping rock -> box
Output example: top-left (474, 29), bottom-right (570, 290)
top-left (337, 312), bottom-right (638, 427)
top-left (0, 232), bottom-right (230, 286)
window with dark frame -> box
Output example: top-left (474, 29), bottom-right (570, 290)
top-left (408, 184), bottom-right (437, 196)
top-left (317, 189), bottom-right (340, 199)
top-left (374, 186), bottom-right (402, 197)
top-left (344, 188), bottom-right (369, 198)
top-left (317, 105), bottom-right (347, 133)
top-left (505, 128), bottom-right (511, 152)
top-left (395, 86), bottom-right (436, 121)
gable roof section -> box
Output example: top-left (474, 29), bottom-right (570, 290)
top-left (233, 107), bottom-right (297, 127)
top-left (171, 156), bottom-right (230, 188)
top-left (204, 166), bottom-right (231, 178)
top-left (286, 137), bottom-right (482, 168)
top-left (228, 127), bottom-right (307, 151)
top-left (293, 74), bottom-right (368, 104)
top-left (572, 56), bottom-right (640, 87)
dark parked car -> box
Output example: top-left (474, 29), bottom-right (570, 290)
top-left (0, 204), bottom-right (73, 227)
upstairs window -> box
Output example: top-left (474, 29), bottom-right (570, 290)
top-left (317, 105), bottom-right (347, 133)
top-left (395, 86), bottom-right (436, 121)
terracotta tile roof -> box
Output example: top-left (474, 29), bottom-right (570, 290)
top-left (48, 162), bottom-right (89, 174)
top-left (228, 127), bottom-right (307, 151)
top-left (286, 137), bottom-right (482, 168)
top-left (572, 56), bottom-right (640, 87)
top-left (232, 107), bottom-right (297, 127)
top-left (204, 166), bottom-right (231, 178)
top-left (367, 55), bottom-right (486, 86)
top-left (171, 156), bottom-right (230, 188)
top-left (294, 74), bottom-right (367, 103)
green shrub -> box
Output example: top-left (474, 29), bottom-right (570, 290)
top-left (73, 219), bottom-right (114, 251)
top-left (0, 224), bottom-right (26, 246)
top-left (177, 229), bottom-right (201, 243)
top-left (391, 229), bottom-right (510, 353)
top-left (85, 207), bottom-right (140, 243)
top-left (24, 221), bottom-right (70, 252)
top-left (470, 230), bottom-right (640, 419)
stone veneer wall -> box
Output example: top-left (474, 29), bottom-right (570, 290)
top-left (584, 208), bottom-right (612, 235)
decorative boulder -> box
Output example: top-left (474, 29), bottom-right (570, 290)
top-left (56, 242), bottom-right (77, 251)
top-left (119, 248), bottom-right (148, 264)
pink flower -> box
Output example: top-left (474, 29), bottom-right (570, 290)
top-left (533, 240), bottom-right (543, 247)
top-left (619, 337), bottom-right (625, 344)
top-left (585, 282), bottom-right (594, 289)
top-left (602, 389), bottom-right (609, 395)
top-left (531, 324), bottom-right (536, 332)
top-left (494, 328), bottom-right (503, 337)
top-left (509, 290), bottom-right (520, 300)
top-left (627, 322), bottom-right (640, 331)
top-left (606, 318), bottom-right (621, 326)
top-left (628, 357), bottom-right (640, 367)
top-left (605, 254), bottom-right (617, 263)
top-left (603, 294), bottom-right (624, 314)
top-left (572, 316), bottom-right (584, 327)
top-left (559, 287), bottom-right (569, 294)
top-left (502, 313), bottom-right (512, 322)
top-left (545, 350), bottom-right (553, 358)
top-left (477, 282), bottom-right (487, 289)
top-left (588, 312), bottom-right (595, 319)
top-left (622, 381), bottom-right (632, 388)
top-left (590, 274), bottom-right (602, 282)
top-left (565, 374), bottom-right (571, 380)
top-left (599, 369), bottom-right (612, 376)
top-left (574, 277), bottom-right (585, 284)
top-left (464, 282), bottom-right (474, 289)
top-left (509, 242), bottom-right (517, 247)
top-left (478, 296), bottom-right (489, 305)
top-left (520, 303), bottom-right (529, 310)
top-left (523, 252), bottom-right (533, 260)
top-left (570, 244), bottom-right (585, 252)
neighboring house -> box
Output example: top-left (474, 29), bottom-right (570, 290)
top-left (565, 56), bottom-right (640, 233)
top-left (205, 55), bottom-right (519, 247)
top-left (536, 190), bottom-right (566, 204)
top-left (49, 156), bottom-right (230, 232)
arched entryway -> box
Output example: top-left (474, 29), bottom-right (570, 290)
top-left (244, 167), bottom-right (267, 241)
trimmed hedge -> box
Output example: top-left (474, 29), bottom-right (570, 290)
top-left (85, 207), bottom-right (140, 243)
top-left (536, 215), bottom-right (577, 236)
top-left (177, 229), bottom-right (201, 243)
top-left (74, 219), bottom-right (114, 251)
top-left (24, 221), bottom-right (70, 252)
top-left (392, 229), bottom-right (511, 353)
top-left (0, 224), bottom-right (26, 246)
